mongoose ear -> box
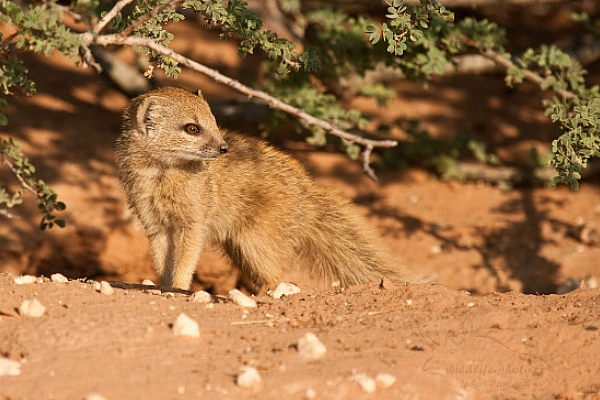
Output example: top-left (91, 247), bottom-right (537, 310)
top-left (135, 96), bottom-right (160, 137)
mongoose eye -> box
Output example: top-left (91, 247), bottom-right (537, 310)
top-left (184, 123), bottom-right (202, 135)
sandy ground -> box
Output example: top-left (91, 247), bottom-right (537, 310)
top-left (1, 4), bottom-right (600, 399)
top-left (1, 274), bottom-right (599, 400)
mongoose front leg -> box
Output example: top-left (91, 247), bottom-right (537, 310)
top-left (169, 224), bottom-right (207, 290)
top-left (146, 225), bottom-right (205, 291)
top-left (146, 228), bottom-right (175, 289)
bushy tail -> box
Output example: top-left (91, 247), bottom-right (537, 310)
top-left (299, 193), bottom-right (411, 287)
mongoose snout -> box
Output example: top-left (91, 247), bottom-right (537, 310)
top-left (116, 86), bottom-right (412, 293)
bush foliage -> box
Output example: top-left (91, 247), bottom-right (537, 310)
top-left (0, 0), bottom-right (599, 226)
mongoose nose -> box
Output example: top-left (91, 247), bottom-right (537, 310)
top-left (219, 143), bottom-right (229, 154)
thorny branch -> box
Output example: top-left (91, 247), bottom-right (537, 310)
top-left (0, 151), bottom-right (34, 219)
top-left (118, 0), bottom-right (185, 38)
top-left (1, 152), bottom-right (38, 196)
top-left (80, 0), bottom-right (397, 178)
top-left (92, 0), bottom-right (135, 34)
top-left (480, 48), bottom-right (576, 100)
top-left (79, 41), bottom-right (396, 178)
top-left (81, 0), bottom-right (582, 179)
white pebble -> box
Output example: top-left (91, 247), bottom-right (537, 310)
top-left (297, 332), bottom-right (327, 360)
top-left (352, 372), bottom-right (377, 393)
top-left (236, 366), bottom-right (261, 388)
top-left (228, 289), bottom-right (257, 308)
top-left (430, 245), bottom-right (442, 254)
top-left (375, 373), bottom-right (397, 388)
top-left (94, 281), bottom-right (115, 296)
top-left (50, 273), bottom-right (68, 283)
top-left (172, 313), bottom-right (200, 338)
top-left (189, 290), bottom-right (212, 304)
top-left (83, 393), bottom-right (108, 400)
top-left (0, 357), bottom-right (21, 377)
top-left (18, 298), bottom-right (46, 317)
top-left (141, 279), bottom-right (161, 294)
top-left (267, 282), bottom-right (301, 299)
top-left (13, 275), bottom-right (37, 285)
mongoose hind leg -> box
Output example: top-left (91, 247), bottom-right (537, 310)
top-left (221, 237), bottom-right (288, 295)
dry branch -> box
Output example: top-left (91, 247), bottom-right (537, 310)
top-left (92, 0), bottom-right (135, 34)
top-left (454, 159), bottom-right (600, 186)
top-left (480, 48), bottom-right (576, 100)
top-left (79, 33), bottom-right (397, 178)
top-left (78, 0), bottom-right (398, 178)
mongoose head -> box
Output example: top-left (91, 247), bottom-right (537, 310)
top-left (121, 87), bottom-right (229, 166)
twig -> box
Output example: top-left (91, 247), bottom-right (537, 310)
top-left (92, 0), bottom-right (136, 34)
top-left (264, 0), bottom-right (304, 41)
top-left (361, 145), bottom-right (378, 181)
top-left (0, 153), bottom-right (38, 196)
top-left (118, 0), bottom-right (185, 38)
top-left (47, 0), bottom-right (87, 24)
top-left (480, 48), bottom-right (576, 100)
top-left (0, 208), bottom-right (18, 219)
top-left (84, 34), bottom-right (398, 177)
top-left (79, 45), bottom-right (102, 73)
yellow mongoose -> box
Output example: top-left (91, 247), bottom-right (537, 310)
top-left (116, 87), bottom-right (408, 293)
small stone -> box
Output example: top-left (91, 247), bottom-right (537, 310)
top-left (172, 313), bottom-right (200, 338)
top-left (13, 275), bottom-right (37, 285)
top-left (99, 281), bottom-right (114, 295)
top-left (236, 366), bottom-right (261, 388)
top-left (576, 223), bottom-right (598, 246)
top-left (228, 289), bottom-right (257, 308)
top-left (50, 273), bottom-right (68, 283)
top-left (0, 357), bottom-right (21, 377)
top-left (189, 290), bottom-right (212, 304)
top-left (141, 279), bottom-right (161, 295)
top-left (83, 393), bottom-right (108, 400)
top-left (352, 372), bottom-right (377, 393)
top-left (18, 299), bottom-right (46, 318)
top-left (267, 282), bottom-right (301, 299)
top-left (375, 373), bottom-right (397, 388)
top-left (430, 245), bottom-right (442, 254)
top-left (297, 332), bottom-right (327, 361)
top-left (586, 276), bottom-right (598, 289)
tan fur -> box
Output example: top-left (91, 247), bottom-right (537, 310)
top-left (116, 87), bottom-right (409, 293)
